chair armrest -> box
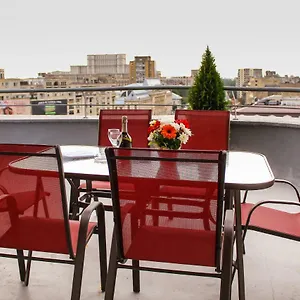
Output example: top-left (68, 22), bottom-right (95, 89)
top-left (221, 209), bottom-right (234, 275)
top-left (273, 179), bottom-right (300, 201)
top-left (243, 179), bottom-right (300, 203)
top-left (248, 199), bottom-right (300, 213)
top-left (76, 201), bottom-right (105, 248)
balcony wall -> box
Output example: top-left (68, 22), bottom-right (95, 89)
top-left (1, 115), bottom-right (300, 187)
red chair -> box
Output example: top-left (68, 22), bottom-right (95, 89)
top-left (160, 110), bottom-right (230, 210)
top-left (241, 179), bottom-right (300, 242)
top-left (104, 147), bottom-right (235, 300)
top-left (0, 144), bottom-right (107, 300)
top-left (98, 109), bottom-right (152, 147)
top-left (175, 110), bottom-right (230, 150)
top-left (78, 109), bottom-right (152, 208)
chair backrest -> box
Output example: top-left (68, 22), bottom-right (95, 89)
top-left (106, 147), bottom-right (226, 269)
top-left (175, 110), bottom-right (230, 150)
top-left (98, 109), bottom-right (152, 147)
top-left (0, 144), bottom-right (74, 257)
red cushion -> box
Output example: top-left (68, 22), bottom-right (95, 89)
top-left (0, 191), bottom-right (50, 214)
top-left (80, 180), bottom-right (111, 190)
top-left (125, 225), bottom-right (216, 267)
top-left (79, 181), bottom-right (135, 193)
top-left (241, 203), bottom-right (300, 238)
top-left (0, 216), bottom-right (96, 255)
top-left (160, 186), bottom-right (218, 198)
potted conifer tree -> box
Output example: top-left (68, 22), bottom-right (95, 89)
top-left (188, 46), bottom-right (228, 110)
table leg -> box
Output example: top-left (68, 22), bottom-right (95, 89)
top-left (68, 178), bottom-right (80, 220)
top-left (233, 189), bottom-right (246, 300)
top-left (224, 189), bottom-right (233, 210)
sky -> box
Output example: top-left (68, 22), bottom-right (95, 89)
top-left (1, 0), bottom-right (300, 79)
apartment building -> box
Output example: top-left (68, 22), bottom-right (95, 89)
top-left (245, 76), bottom-right (281, 104)
top-left (0, 71), bottom-right (118, 116)
top-left (129, 56), bottom-right (156, 83)
top-left (245, 73), bottom-right (300, 105)
top-left (0, 77), bottom-right (32, 114)
top-left (236, 68), bottom-right (263, 99)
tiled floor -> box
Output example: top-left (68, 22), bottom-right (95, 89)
top-left (1, 184), bottom-right (300, 300)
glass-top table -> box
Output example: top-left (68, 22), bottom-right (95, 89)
top-left (60, 145), bottom-right (275, 300)
top-left (61, 145), bottom-right (275, 190)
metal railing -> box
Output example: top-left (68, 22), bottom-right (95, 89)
top-left (1, 85), bottom-right (300, 118)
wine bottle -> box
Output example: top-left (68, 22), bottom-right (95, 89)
top-left (117, 116), bottom-right (132, 148)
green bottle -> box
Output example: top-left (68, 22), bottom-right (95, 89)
top-left (117, 116), bottom-right (132, 148)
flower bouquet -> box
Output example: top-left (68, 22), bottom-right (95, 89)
top-left (147, 119), bottom-right (192, 150)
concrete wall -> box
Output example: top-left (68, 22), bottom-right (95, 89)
top-left (0, 117), bottom-right (99, 146)
top-left (1, 115), bottom-right (300, 186)
top-left (230, 119), bottom-right (300, 186)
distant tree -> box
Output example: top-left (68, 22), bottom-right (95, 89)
top-left (188, 46), bottom-right (227, 110)
top-left (223, 78), bottom-right (237, 99)
top-left (223, 78), bottom-right (236, 86)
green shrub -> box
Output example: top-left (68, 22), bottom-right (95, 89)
top-left (188, 46), bottom-right (228, 110)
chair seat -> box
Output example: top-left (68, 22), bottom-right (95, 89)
top-left (160, 185), bottom-right (218, 198)
top-left (80, 180), bottom-right (111, 190)
top-left (0, 191), bottom-right (50, 214)
top-left (0, 216), bottom-right (96, 255)
top-left (79, 181), bottom-right (135, 193)
top-left (241, 203), bottom-right (300, 238)
top-left (126, 225), bottom-right (216, 267)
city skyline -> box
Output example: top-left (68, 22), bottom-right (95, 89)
top-left (1, 0), bottom-right (299, 79)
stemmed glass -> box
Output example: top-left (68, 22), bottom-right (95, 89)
top-left (107, 128), bottom-right (120, 147)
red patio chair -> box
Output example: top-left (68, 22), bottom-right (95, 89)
top-left (241, 179), bottom-right (300, 242)
top-left (175, 109), bottom-right (230, 150)
top-left (104, 147), bottom-right (235, 300)
top-left (164, 110), bottom-right (230, 208)
top-left (0, 144), bottom-right (107, 300)
top-left (78, 109), bottom-right (152, 209)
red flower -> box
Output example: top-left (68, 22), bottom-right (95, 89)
top-left (148, 120), bottom-right (161, 134)
top-left (175, 119), bottom-right (190, 129)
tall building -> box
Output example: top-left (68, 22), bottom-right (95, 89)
top-left (236, 68), bottom-right (263, 98)
top-left (129, 56), bottom-right (156, 83)
top-left (87, 54), bottom-right (127, 75)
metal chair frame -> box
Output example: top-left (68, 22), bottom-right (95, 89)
top-left (242, 179), bottom-right (300, 241)
top-left (104, 147), bottom-right (235, 300)
top-left (175, 109), bottom-right (230, 150)
top-left (0, 144), bottom-right (107, 300)
top-left (73, 109), bottom-right (152, 214)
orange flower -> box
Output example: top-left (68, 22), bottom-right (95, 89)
top-left (161, 124), bottom-right (177, 139)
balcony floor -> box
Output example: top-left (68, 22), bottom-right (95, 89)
top-left (1, 183), bottom-right (300, 300)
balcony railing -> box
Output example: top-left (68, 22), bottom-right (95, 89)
top-left (1, 85), bottom-right (300, 118)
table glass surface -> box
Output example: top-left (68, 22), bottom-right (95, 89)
top-left (225, 151), bottom-right (274, 189)
top-left (60, 146), bottom-right (275, 190)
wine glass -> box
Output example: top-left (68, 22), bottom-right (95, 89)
top-left (108, 128), bottom-right (120, 147)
